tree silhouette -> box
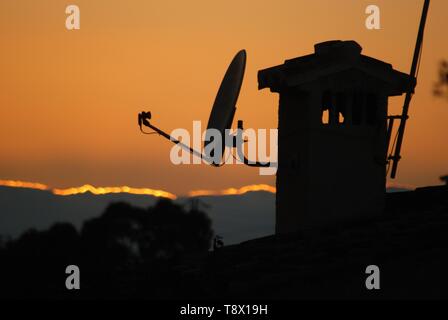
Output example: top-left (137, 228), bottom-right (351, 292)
top-left (0, 199), bottom-right (213, 299)
top-left (433, 61), bottom-right (448, 182)
top-left (440, 175), bottom-right (448, 186)
top-left (434, 60), bottom-right (448, 99)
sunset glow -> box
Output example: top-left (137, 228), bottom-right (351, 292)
top-left (0, 180), bottom-right (176, 200)
top-left (1, 1), bottom-right (447, 195)
top-left (52, 184), bottom-right (178, 200)
top-left (188, 184), bottom-right (276, 197)
top-left (0, 179), bottom-right (49, 191)
top-left (0, 179), bottom-right (276, 199)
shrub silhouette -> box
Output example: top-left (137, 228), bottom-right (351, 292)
top-left (0, 199), bottom-right (213, 299)
top-left (434, 60), bottom-right (448, 98)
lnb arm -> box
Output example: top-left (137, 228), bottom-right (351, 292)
top-left (137, 111), bottom-right (220, 166)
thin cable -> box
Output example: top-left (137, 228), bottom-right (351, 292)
top-left (139, 127), bottom-right (157, 135)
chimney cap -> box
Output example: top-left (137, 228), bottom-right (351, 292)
top-left (258, 40), bottom-right (415, 95)
top-left (314, 40), bottom-right (362, 58)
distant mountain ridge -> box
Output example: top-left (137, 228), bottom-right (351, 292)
top-left (0, 186), bottom-right (275, 245)
top-left (0, 183), bottom-right (414, 245)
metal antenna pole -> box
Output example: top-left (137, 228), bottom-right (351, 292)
top-left (390, 0), bottom-right (430, 178)
top-left (138, 112), bottom-right (220, 166)
top-left (144, 122), bottom-right (207, 162)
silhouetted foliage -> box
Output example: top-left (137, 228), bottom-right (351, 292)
top-left (434, 60), bottom-right (448, 99)
top-left (440, 175), bottom-right (448, 185)
top-left (0, 199), bottom-right (213, 299)
top-left (2, 188), bottom-right (448, 299)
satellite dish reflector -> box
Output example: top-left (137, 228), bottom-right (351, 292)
top-left (138, 49), bottom-right (273, 168)
top-left (204, 50), bottom-right (246, 161)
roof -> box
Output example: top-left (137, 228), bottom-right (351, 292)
top-left (258, 40), bottom-right (416, 96)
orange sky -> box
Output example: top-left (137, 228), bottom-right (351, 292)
top-left (0, 0), bottom-right (447, 195)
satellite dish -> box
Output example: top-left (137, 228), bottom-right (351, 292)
top-left (204, 50), bottom-right (246, 160)
top-left (138, 49), bottom-right (273, 168)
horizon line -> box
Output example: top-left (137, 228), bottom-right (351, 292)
top-left (0, 179), bottom-right (416, 200)
top-left (0, 179), bottom-right (277, 200)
